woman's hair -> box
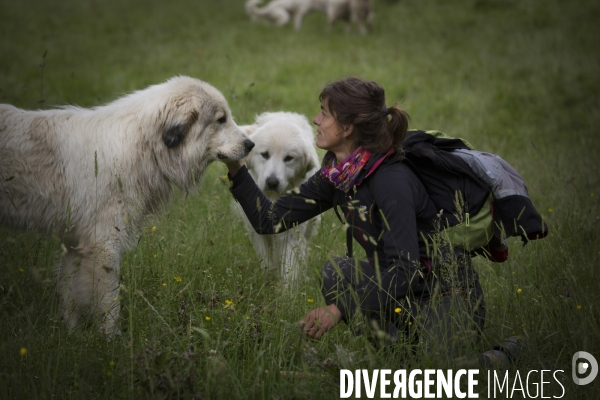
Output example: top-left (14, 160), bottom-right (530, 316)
top-left (319, 77), bottom-right (410, 154)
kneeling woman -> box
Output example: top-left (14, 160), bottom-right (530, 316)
top-left (226, 77), bottom-right (484, 355)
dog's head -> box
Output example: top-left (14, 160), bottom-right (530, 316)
top-left (146, 76), bottom-right (254, 190)
top-left (240, 112), bottom-right (320, 196)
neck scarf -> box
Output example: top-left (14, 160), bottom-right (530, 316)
top-left (320, 146), bottom-right (372, 192)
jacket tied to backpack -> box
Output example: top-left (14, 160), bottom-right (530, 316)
top-left (401, 130), bottom-right (548, 262)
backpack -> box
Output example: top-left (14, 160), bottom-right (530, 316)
top-left (356, 129), bottom-right (548, 262)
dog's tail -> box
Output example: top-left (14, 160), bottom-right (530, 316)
top-left (245, 0), bottom-right (290, 26)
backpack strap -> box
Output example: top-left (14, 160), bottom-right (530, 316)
top-left (346, 221), bottom-right (353, 258)
top-left (363, 148), bottom-right (395, 180)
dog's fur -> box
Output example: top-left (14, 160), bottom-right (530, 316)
top-left (236, 112), bottom-right (321, 286)
top-left (245, 0), bottom-right (373, 34)
top-left (0, 76), bottom-right (254, 335)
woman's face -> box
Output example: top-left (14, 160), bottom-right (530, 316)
top-left (313, 99), bottom-right (347, 153)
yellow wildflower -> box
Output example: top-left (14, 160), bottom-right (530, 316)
top-left (517, 288), bottom-right (522, 294)
top-left (174, 276), bottom-right (182, 283)
top-left (151, 226), bottom-right (157, 232)
top-left (225, 299), bottom-right (233, 306)
top-left (394, 307), bottom-right (402, 313)
top-left (161, 283), bottom-right (167, 287)
top-left (307, 298), bottom-right (314, 303)
top-left (20, 347), bottom-right (27, 356)
top-left (577, 304), bottom-right (582, 310)
top-left (205, 316), bottom-right (211, 321)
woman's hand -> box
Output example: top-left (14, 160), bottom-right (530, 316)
top-left (225, 160), bottom-right (244, 177)
top-left (300, 304), bottom-right (342, 339)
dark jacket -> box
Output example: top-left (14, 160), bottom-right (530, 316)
top-left (229, 153), bottom-right (471, 320)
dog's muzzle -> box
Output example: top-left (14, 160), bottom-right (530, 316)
top-left (217, 139), bottom-right (255, 160)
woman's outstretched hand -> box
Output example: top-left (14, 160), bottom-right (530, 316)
top-left (300, 304), bottom-right (342, 339)
top-left (225, 160), bottom-right (244, 177)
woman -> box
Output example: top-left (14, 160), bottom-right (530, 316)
top-left (226, 77), bottom-right (485, 356)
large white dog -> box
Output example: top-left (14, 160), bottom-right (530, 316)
top-left (0, 76), bottom-right (254, 335)
top-left (245, 0), bottom-right (373, 34)
top-left (236, 112), bottom-right (321, 287)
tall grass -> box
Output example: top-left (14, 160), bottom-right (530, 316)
top-left (1, 0), bottom-right (599, 398)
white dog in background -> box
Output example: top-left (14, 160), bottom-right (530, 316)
top-left (0, 76), bottom-right (254, 336)
top-left (236, 112), bottom-right (321, 287)
top-left (245, 0), bottom-right (373, 35)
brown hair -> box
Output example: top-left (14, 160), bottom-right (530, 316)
top-left (319, 77), bottom-right (410, 154)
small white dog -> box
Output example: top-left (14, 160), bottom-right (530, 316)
top-left (236, 112), bottom-right (321, 286)
top-left (245, 0), bottom-right (373, 34)
top-left (0, 76), bottom-right (254, 335)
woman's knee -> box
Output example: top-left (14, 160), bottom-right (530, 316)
top-left (321, 256), bottom-right (352, 279)
top-left (321, 257), bottom-right (346, 291)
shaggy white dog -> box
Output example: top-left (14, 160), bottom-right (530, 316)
top-left (0, 76), bottom-right (254, 335)
top-left (236, 112), bottom-right (321, 287)
top-left (245, 0), bottom-right (373, 34)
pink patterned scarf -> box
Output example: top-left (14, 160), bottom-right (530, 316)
top-left (320, 146), bottom-right (372, 192)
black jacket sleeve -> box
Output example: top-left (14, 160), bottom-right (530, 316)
top-left (228, 165), bottom-right (334, 234)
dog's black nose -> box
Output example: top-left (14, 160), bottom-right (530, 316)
top-left (244, 139), bottom-right (255, 152)
top-left (266, 176), bottom-right (279, 191)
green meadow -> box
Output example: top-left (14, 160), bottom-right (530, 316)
top-left (1, 0), bottom-right (599, 398)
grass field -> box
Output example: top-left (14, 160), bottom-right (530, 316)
top-left (1, 0), bottom-right (600, 398)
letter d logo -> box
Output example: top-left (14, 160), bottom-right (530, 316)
top-left (572, 351), bottom-right (598, 385)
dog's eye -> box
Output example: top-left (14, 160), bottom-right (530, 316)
top-left (217, 116), bottom-right (227, 124)
top-left (284, 156), bottom-right (294, 162)
top-left (261, 152), bottom-right (270, 160)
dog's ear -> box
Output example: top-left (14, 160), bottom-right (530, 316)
top-left (304, 152), bottom-right (319, 178)
top-left (162, 124), bottom-right (186, 148)
top-left (163, 110), bottom-right (199, 149)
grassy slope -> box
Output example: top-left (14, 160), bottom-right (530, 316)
top-left (1, 0), bottom-right (599, 398)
